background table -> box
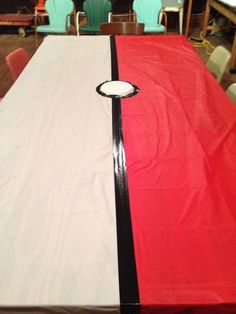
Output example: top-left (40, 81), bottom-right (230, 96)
top-left (202, 0), bottom-right (236, 72)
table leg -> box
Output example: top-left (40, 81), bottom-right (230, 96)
top-left (185, 0), bottom-right (193, 35)
top-left (230, 29), bottom-right (236, 73)
top-left (202, 0), bottom-right (210, 36)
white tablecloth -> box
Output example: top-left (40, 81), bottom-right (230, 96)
top-left (0, 36), bottom-right (119, 310)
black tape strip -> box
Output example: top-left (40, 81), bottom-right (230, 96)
top-left (110, 36), bottom-right (140, 314)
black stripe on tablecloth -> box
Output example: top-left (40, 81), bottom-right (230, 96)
top-left (110, 36), bottom-right (140, 314)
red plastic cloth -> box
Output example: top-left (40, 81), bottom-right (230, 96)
top-left (116, 35), bottom-right (236, 308)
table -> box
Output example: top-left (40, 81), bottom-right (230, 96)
top-left (202, 0), bottom-right (236, 72)
top-left (0, 35), bottom-right (236, 314)
top-left (0, 14), bottom-right (33, 36)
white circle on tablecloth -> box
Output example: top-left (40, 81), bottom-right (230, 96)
top-left (100, 80), bottom-right (134, 97)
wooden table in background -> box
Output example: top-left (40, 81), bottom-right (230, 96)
top-left (202, 0), bottom-right (236, 72)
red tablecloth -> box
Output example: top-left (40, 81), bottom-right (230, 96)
top-left (116, 35), bottom-right (236, 310)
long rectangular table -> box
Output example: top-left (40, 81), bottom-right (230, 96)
top-left (0, 35), bottom-right (236, 314)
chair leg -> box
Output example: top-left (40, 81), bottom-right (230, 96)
top-left (159, 11), bottom-right (163, 25)
top-left (159, 10), bottom-right (167, 34)
top-left (35, 31), bottom-right (39, 48)
top-left (179, 8), bottom-right (183, 34)
top-left (76, 12), bottom-right (80, 35)
top-left (34, 13), bottom-right (39, 47)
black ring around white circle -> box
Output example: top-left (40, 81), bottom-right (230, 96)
top-left (96, 80), bottom-right (140, 99)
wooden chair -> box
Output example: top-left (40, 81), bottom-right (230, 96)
top-left (108, 12), bottom-right (136, 23)
top-left (5, 48), bottom-right (30, 81)
top-left (0, 14), bottom-right (34, 37)
top-left (206, 45), bottom-right (231, 83)
top-left (100, 22), bottom-right (144, 35)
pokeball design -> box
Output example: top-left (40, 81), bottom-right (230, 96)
top-left (96, 80), bottom-right (140, 98)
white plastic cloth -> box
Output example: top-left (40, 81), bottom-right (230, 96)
top-left (0, 36), bottom-right (120, 311)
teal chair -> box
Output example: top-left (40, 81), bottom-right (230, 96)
top-left (36, 0), bottom-right (74, 37)
top-left (132, 0), bottom-right (167, 33)
top-left (76, 0), bottom-right (112, 35)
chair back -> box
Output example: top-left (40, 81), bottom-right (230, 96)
top-left (162, 0), bottom-right (184, 7)
top-left (226, 83), bottom-right (236, 104)
top-left (5, 48), bottom-right (30, 81)
top-left (100, 22), bottom-right (144, 35)
top-left (83, 0), bottom-right (112, 27)
top-left (206, 45), bottom-right (231, 82)
top-left (45, 0), bottom-right (74, 30)
top-left (133, 0), bottom-right (162, 25)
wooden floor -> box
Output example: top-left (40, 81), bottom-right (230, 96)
top-left (0, 28), bottom-right (236, 98)
top-left (0, 30), bottom-right (43, 97)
